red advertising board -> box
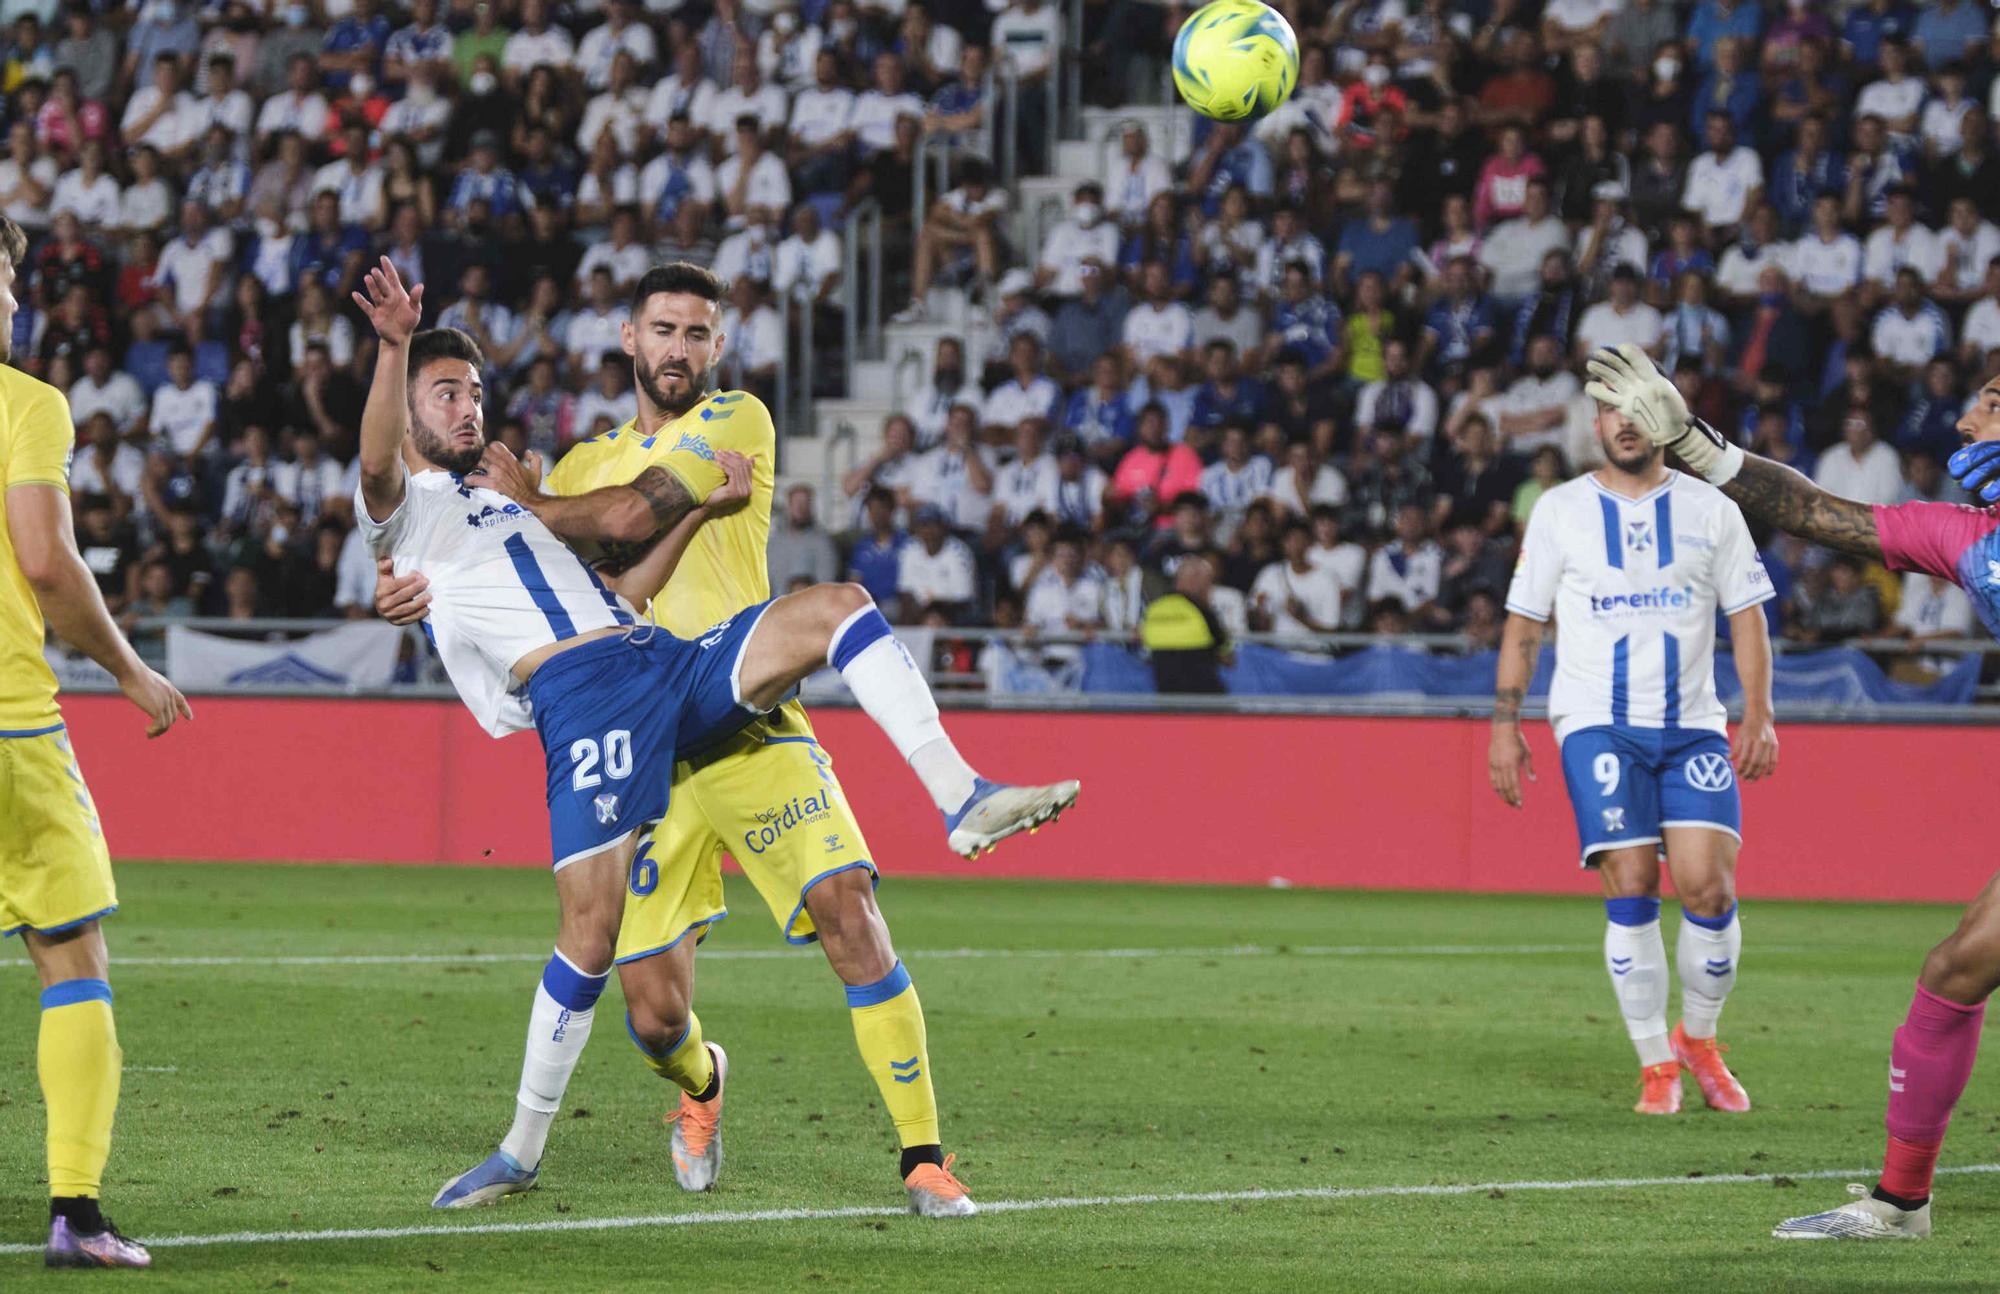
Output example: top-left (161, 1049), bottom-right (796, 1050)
top-left (58, 695), bottom-right (1992, 903)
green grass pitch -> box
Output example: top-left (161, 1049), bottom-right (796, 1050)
top-left (5, 863), bottom-right (2000, 1292)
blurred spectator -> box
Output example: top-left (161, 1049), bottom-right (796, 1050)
top-left (1022, 526), bottom-right (1104, 638)
top-left (1814, 407), bottom-right (1904, 505)
top-left (1576, 264), bottom-right (1664, 358)
top-left (1265, 441), bottom-right (1347, 519)
top-left (912, 401), bottom-right (995, 532)
top-left (1251, 519), bottom-right (1341, 639)
top-left (896, 505), bottom-right (976, 624)
top-left (1871, 267), bottom-right (1952, 383)
top-left (1190, 272), bottom-right (1259, 357)
top-left (981, 332), bottom-right (1059, 438)
top-left (1048, 266), bottom-right (1128, 387)
top-left (847, 487), bottom-right (909, 614)
top-left (1108, 402), bottom-right (1201, 530)
top-left (1480, 177), bottom-right (1567, 309)
top-left (896, 158), bottom-right (1003, 320)
top-left (1366, 504), bottom-right (1444, 617)
top-left (769, 484), bottom-right (840, 591)
top-left (1038, 182), bottom-right (1118, 300)
top-left (1110, 121), bottom-right (1171, 229)
top-left (1791, 556), bottom-right (1882, 642)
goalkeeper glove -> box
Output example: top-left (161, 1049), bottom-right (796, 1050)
top-left (1948, 440), bottom-right (2000, 504)
top-left (1582, 343), bottom-right (1744, 486)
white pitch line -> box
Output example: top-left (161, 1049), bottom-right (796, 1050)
top-left (0, 942), bottom-right (1732, 970)
top-left (1, 1163), bottom-right (1994, 1256)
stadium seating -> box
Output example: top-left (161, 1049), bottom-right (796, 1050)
top-left (3, 0), bottom-right (1993, 676)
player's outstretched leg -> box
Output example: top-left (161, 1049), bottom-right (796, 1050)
top-left (436, 852), bottom-right (624, 1208)
top-left (621, 942), bottom-right (727, 1192)
top-left (30, 923), bottom-right (149, 1269)
top-left (1776, 874), bottom-right (2000, 1240)
top-left (1602, 884), bottom-right (1680, 1114)
top-left (807, 868), bottom-right (975, 1217)
top-left (738, 585), bottom-right (1078, 858)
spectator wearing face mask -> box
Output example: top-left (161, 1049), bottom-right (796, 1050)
top-left (1037, 182), bottom-right (1119, 300)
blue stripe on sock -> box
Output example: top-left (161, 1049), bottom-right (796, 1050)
top-left (40, 978), bottom-right (112, 1010)
top-left (1605, 896), bottom-right (1661, 927)
top-left (829, 606), bottom-right (893, 673)
top-left (541, 952), bottom-right (609, 1011)
top-left (845, 959), bottom-right (912, 1008)
top-left (1682, 902), bottom-right (1738, 931)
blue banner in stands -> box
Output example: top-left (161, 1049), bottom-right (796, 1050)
top-left (1060, 643), bottom-right (1979, 706)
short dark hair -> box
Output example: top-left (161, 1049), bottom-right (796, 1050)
top-left (407, 327), bottom-right (487, 388)
top-left (632, 261), bottom-right (724, 316)
top-left (0, 214), bottom-right (23, 268)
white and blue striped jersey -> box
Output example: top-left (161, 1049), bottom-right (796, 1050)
top-left (1505, 472), bottom-right (1773, 744)
top-left (356, 464), bottom-right (635, 738)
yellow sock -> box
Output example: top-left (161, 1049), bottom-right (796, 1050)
top-left (847, 962), bottom-right (939, 1150)
top-left (39, 979), bottom-right (121, 1199)
top-left (629, 1010), bottom-right (714, 1097)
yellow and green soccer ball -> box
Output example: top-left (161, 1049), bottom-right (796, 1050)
top-left (1171, 0), bottom-right (1300, 122)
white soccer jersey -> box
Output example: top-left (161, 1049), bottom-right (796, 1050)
top-left (1788, 232), bottom-right (1863, 296)
top-left (1505, 473), bottom-right (1773, 744)
top-left (356, 464), bottom-right (635, 737)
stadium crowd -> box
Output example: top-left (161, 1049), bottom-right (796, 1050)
top-left (0, 0), bottom-right (1992, 676)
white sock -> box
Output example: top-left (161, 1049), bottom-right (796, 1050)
top-left (830, 605), bottom-right (978, 812)
top-left (497, 952), bottom-right (607, 1168)
top-left (1677, 906), bottom-right (1741, 1040)
top-left (1605, 910), bottom-right (1672, 1067)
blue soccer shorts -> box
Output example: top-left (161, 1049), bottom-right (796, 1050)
top-left (1557, 724), bottom-right (1742, 868)
top-left (526, 602), bottom-right (774, 870)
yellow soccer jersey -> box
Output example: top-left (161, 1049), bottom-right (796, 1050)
top-left (0, 366), bottom-right (74, 731)
top-left (545, 390), bottom-right (775, 638)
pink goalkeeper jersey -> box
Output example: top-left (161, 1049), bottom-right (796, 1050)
top-left (1874, 499), bottom-right (2000, 634)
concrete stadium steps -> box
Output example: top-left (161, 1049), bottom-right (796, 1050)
top-left (807, 103), bottom-right (1191, 478)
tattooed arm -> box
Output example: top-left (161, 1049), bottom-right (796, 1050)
top-left (475, 441), bottom-right (700, 544)
top-left (1488, 612), bottom-right (1545, 809)
top-left (1719, 455), bottom-right (1883, 561)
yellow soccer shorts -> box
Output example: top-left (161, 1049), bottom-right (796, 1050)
top-left (615, 702), bottom-right (877, 963)
top-left (0, 724), bottom-right (116, 937)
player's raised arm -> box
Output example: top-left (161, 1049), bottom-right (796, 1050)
top-left (1584, 343), bottom-right (1883, 560)
top-left (7, 468), bottom-right (188, 737)
top-left (353, 256), bottom-right (426, 522)
top-left (1488, 611), bottom-right (1542, 808)
top-left (595, 450), bottom-right (756, 607)
top-left (476, 442), bottom-right (707, 545)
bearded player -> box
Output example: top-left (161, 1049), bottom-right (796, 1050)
top-left (0, 215), bottom-right (191, 1268)
top-left (1490, 377), bottom-right (1778, 1117)
top-left (378, 263), bottom-right (1060, 1216)
top-left (1587, 341), bottom-right (2000, 1239)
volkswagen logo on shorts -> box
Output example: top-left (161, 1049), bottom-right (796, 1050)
top-left (1684, 752), bottom-right (1735, 792)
